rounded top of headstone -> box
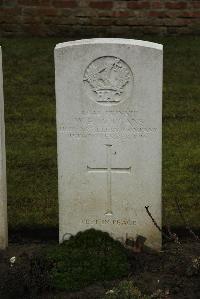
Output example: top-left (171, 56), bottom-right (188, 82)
top-left (55, 38), bottom-right (163, 51)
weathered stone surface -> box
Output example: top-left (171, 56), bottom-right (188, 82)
top-left (55, 38), bottom-right (163, 250)
top-left (0, 46), bottom-right (7, 249)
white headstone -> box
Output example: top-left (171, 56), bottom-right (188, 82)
top-left (55, 38), bottom-right (163, 250)
top-left (0, 46), bottom-right (7, 249)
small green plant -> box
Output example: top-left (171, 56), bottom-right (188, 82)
top-left (186, 256), bottom-right (200, 276)
top-left (45, 229), bottom-right (129, 291)
top-left (102, 280), bottom-right (151, 299)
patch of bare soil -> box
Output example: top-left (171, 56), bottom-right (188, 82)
top-left (0, 237), bottom-right (199, 299)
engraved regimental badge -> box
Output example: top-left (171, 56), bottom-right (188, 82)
top-left (83, 56), bottom-right (134, 105)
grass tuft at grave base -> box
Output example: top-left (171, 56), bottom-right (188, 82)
top-left (44, 229), bottom-right (129, 291)
top-left (1, 229), bottom-right (199, 298)
top-left (0, 36), bottom-right (199, 231)
top-left (0, 230), bottom-right (130, 297)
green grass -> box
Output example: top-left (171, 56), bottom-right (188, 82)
top-left (102, 280), bottom-right (151, 299)
top-left (0, 36), bottom-right (199, 230)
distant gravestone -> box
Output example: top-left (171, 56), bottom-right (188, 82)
top-left (0, 46), bottom-right (7, 249)
top-left (55, 39), bottom-right (163, 250)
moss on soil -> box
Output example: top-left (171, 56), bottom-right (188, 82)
top-left (45, 229), bottom-right (129, 291)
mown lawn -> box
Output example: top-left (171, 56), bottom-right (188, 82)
top-left (0, 36), bottom-right (199, 231)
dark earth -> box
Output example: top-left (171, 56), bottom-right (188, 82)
top-left (0, 229), bottom-right (199, 299)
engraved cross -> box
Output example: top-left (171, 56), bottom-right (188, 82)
top-left (87, 144), bottom-right (131, 216)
